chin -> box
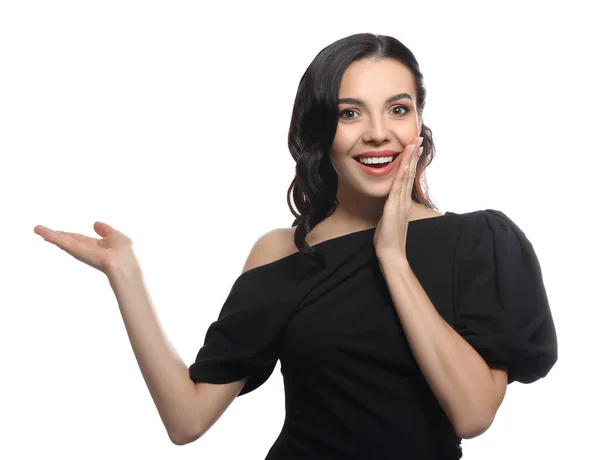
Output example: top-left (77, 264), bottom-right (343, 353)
top-left (359, 182), bottom-right (394, 198)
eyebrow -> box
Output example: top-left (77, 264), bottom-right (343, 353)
top-left (338, 92), bottom-right (413, 106)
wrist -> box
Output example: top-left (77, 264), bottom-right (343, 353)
top-left (377, 253), bottom-right (411, 273)
top-left (106, 258), bottom-right (142, 283)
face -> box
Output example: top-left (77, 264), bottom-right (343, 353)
top-left (329, 58), bottom-right (422, 205)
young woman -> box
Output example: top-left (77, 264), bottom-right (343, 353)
top-left (34, 33), bottom-right (558, 459)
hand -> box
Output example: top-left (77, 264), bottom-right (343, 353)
top-left (373, 136), bottom-right (423, 261)
top-left (33, 221), bottom-right (138, 275)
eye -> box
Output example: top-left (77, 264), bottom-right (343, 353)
top-left (390, 105), bottom-right (409, 116)
top-left (339, 109), bottom-right (359, 119)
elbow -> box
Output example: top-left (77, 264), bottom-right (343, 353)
top-left (169, 426), bottom-right (200, 446)
top-left (454, 384), bottom-right (503, 439)
top-left (455, 422), bottom-right (489, 440)
top-left (169, 430), bottom-right (189, 446)
top-left (454, 411), bottom-right (495, 440)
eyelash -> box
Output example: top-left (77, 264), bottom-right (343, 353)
top-left (339, 105), bottom-right (409, 119)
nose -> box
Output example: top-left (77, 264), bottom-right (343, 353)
top-left (362, 115), bottom-right (392, 144)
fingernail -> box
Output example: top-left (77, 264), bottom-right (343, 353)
top-left (418, 137), bottom-right (423, 147)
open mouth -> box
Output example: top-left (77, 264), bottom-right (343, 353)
top-left (354, 153), bottom-right (401, 168)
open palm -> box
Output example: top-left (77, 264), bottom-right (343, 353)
top-left (33, 221), bottom-right (135, 274)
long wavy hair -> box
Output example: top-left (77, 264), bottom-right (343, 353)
top-left (286, 33), bottom-right (439, 269)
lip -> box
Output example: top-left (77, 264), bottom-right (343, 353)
top-left (353, 150), bottom-right (399, 160)
top-left (354, 151), bottom-right (402, 177)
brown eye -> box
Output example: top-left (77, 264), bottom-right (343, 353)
top-left (340, 109), bottom-right (359, 119)
top-left (390, 105), bottom-right (409, 116)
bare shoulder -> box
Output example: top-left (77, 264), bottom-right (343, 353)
top-left (184, 227), bottom-right (298, 444)
top-left (241, 227), bottom-right (298, 274)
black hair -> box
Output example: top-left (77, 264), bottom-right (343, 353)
top-left (286, 32), bottom-right (439, 269)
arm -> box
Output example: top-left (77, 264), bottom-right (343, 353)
top-left (377, 257), bottom-right (508, 439)
top-left (107, 261), bottom-right (209, 444)
top-left (108, 228), bottom-right (289, 445)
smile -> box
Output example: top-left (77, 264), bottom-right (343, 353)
top-left (353, 153), bottom-right (401, 176)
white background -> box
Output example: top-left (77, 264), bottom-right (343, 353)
top-left (3, 0), bottom-right (598, 458)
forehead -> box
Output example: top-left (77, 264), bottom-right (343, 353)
top-left (339, 58), bottom-right (416, 101)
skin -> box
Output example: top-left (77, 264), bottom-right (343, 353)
top-left (324, 57), bottom-right (437, 233)
top-left (32, 56), bottom-right (506, 443)
top-left (325, 58), bottom-right (508, 436)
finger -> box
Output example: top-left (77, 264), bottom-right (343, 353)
top-left (54, 230), bottom-right (95, 244)
top-left (41, 229), bottom-right (71, 249)
top-left (34, 225), bottom-right (52, 237)
top-left (400, 142), bottom-right (414, 171)
top-left (38, 228), bottom-right (84, 256)
top-left (36, 227), bottom-right (92, 245)
top-left (34, 227), bottom-right (60, 243)
top-left (410, 146), bottom-right (423, 182)
top-left (390, 143), bottom-right (415, 196)
top-left (398, 144), bottom-right (419, 202)
top-left (402, 144), bottom-right (419, 188)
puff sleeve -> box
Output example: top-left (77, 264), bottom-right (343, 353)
top-left (189, 270), bottom-right (286, 396)
top-left (453, 209), bottom-right (558, 384)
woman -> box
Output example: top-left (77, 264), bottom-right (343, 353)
top-left (33, 33), bottom-right (558, 459)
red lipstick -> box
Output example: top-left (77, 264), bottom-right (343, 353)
top-left (353, 150), bottom-right (399, 160)
top-left (352, 150), bottom-right (402, 177)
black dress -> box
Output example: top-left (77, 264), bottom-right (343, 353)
top-left (189, 209), bottom-right (558, 459)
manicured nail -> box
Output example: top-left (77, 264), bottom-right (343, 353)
top-left (418, 137), bottom-right (423, 147)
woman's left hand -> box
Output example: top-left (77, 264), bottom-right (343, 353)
top-left (373, 136), bottom-right (423, 262)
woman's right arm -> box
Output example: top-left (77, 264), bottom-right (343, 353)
top-left (107, 228), bottom-right (288, 445)
top-left (107, 261), bottom-right (249, 445)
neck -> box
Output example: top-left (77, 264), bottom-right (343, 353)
top-left (325, 200), bottom-right (425, 231)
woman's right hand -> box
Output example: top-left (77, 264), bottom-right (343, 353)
top-left (33, 221), bottom-right (137, 275)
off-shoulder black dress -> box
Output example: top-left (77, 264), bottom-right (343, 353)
top-left (188, 209), bottom-right (558, 459)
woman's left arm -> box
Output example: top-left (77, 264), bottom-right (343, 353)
top-left (378, 256), bottom-right (508, 440)
top-left (372, 137), bottom-right (508, 439)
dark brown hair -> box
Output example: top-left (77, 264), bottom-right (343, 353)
top-left (286, 33), bottom-right (439, 268)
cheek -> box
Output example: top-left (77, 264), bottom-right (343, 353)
top-left (393, 127), bottom-right (419, 146)
top-left (328, 147), bottom-right (349, 178)
top-left (394, 120), bottom-right (418, 136)
top-left (328, 149), bottom-right (344, 176)
top-left (331, 128), bottom-right (351, 150)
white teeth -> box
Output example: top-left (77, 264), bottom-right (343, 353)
top-left (358, 156), bottom-right (394, 165)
